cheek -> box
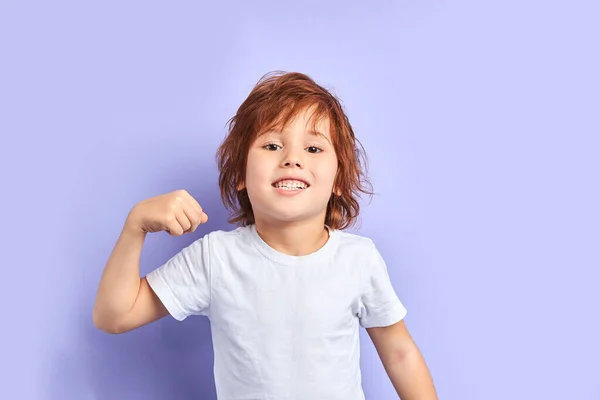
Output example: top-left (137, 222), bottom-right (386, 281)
top-left (245, 154), bottom-right (256, 178)
top-left (316, 158), bottom-right (339, 187)
top-left (245, 151), bottom-right (271, 187)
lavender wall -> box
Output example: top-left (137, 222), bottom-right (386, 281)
top-left (1, 1), bottom-right (598, 399)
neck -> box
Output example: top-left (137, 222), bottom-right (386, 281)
top-left (253, 217), bottom-right (330, 256)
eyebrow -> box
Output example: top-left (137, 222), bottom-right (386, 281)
top-left (307, 130), bottom-right (333, 145)
top-left (263, 129), bottom-right (332, 145)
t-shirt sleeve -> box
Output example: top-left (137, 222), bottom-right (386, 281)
top-left (357, 241), bottom-right (407, 328)
top-left (145, 234), bottom-right (211, 321)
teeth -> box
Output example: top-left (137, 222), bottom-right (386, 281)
top-left (274, 179), bottom-right (307, 189)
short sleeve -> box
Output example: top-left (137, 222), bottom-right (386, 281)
top-left (145, 234), bottom-right (211, 321)
top-left (357, 242), bottom-right (407, 328)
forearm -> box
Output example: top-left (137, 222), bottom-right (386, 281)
top-left (93, 217), bottom-right (146, 329)
top-left (384, 348), bottom-right (438, 400)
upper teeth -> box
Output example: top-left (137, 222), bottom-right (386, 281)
top-left (275, 180), bottom-right (307, 189)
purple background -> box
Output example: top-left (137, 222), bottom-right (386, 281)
top-left (1, 1), bottom-right (599, 399)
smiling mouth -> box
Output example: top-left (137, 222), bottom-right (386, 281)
top-left (272, 179), bottom-right (310, 190)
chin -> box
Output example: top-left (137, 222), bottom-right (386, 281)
top-left (265, 212), bottom-right (309, 223)
top-left (258, 208), bottom-right (324, 225)
top-left (249, 192), bottom-right (330, 223)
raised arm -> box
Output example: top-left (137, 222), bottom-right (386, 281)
top-left (92, 190), bottom-right (207, 334)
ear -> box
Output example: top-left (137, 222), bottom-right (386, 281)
top-left (333, 167), bottom-right (342, 196)
top-left (332, 181), bottom-right (342, 196)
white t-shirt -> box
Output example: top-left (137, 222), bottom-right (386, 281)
top-left (146, 224), bottom-right (407, 400)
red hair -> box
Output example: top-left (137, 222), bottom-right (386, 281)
top-left (216, 71), bottom-right (373, 230)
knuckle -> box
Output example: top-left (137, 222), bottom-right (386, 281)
top-left (169, 201), bottom-right (179, 212)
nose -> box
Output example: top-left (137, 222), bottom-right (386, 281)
top-left (281, 149), bottom-right (303, 169)
top-left (284, 159), bottom-right (301, 167)
top-left (282, 158), bottom-right (302, 168)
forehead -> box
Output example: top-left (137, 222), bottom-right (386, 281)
top-left (258, 104), bottom-right (333, 140)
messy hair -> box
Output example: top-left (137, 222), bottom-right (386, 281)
top-left (216, 71), bottom-right (373, 230)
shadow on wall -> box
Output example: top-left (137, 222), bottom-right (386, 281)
top-left (64, 175), bottom-right (233, 399)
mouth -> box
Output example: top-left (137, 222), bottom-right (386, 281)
top-left (271, 178), bottom-right (310, 191)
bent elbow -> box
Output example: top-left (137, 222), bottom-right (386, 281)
top-left (92, 308), bottom-right (125, 334)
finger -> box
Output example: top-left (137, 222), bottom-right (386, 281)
top-left (175, 208), bottom-right (193, 233)
top-left (185, 194), bottom-right (204, 221)
top-left (181, 202), bottom-right (202, 233)
top-left (185, 196), bottom-right (208, 228)
top-left (165, 215), bottom-right (184, 236)
top-left (200, 211), bottom-right (208, 224)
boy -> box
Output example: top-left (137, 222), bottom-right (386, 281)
top-left (93, 71), bottom-right (437, 399)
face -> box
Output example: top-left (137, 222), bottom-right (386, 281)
top-left (241, 107), bottom-right (339, 226)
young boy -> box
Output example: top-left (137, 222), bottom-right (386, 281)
top-left (93, 72), bottom-right (437, 399)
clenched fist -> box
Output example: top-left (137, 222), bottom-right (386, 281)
top-left (126, 190), bottom-right (208, 236)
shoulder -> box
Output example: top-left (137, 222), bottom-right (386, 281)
top-left (203, 225), bottom-right (248, 241)
top-left (329, 229), bottom-right (383, 270)
top-left (197, 225), bottom-right (255, 253)
top-left (333, 229), bottom-right (378, 254)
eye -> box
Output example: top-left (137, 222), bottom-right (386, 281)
top-left (306, 146), bottom-right (322, 154)
top-left (263, 143), bottom-right (282, 151)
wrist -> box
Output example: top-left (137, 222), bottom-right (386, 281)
top-left (123, 209), bottom-right (146, 238)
